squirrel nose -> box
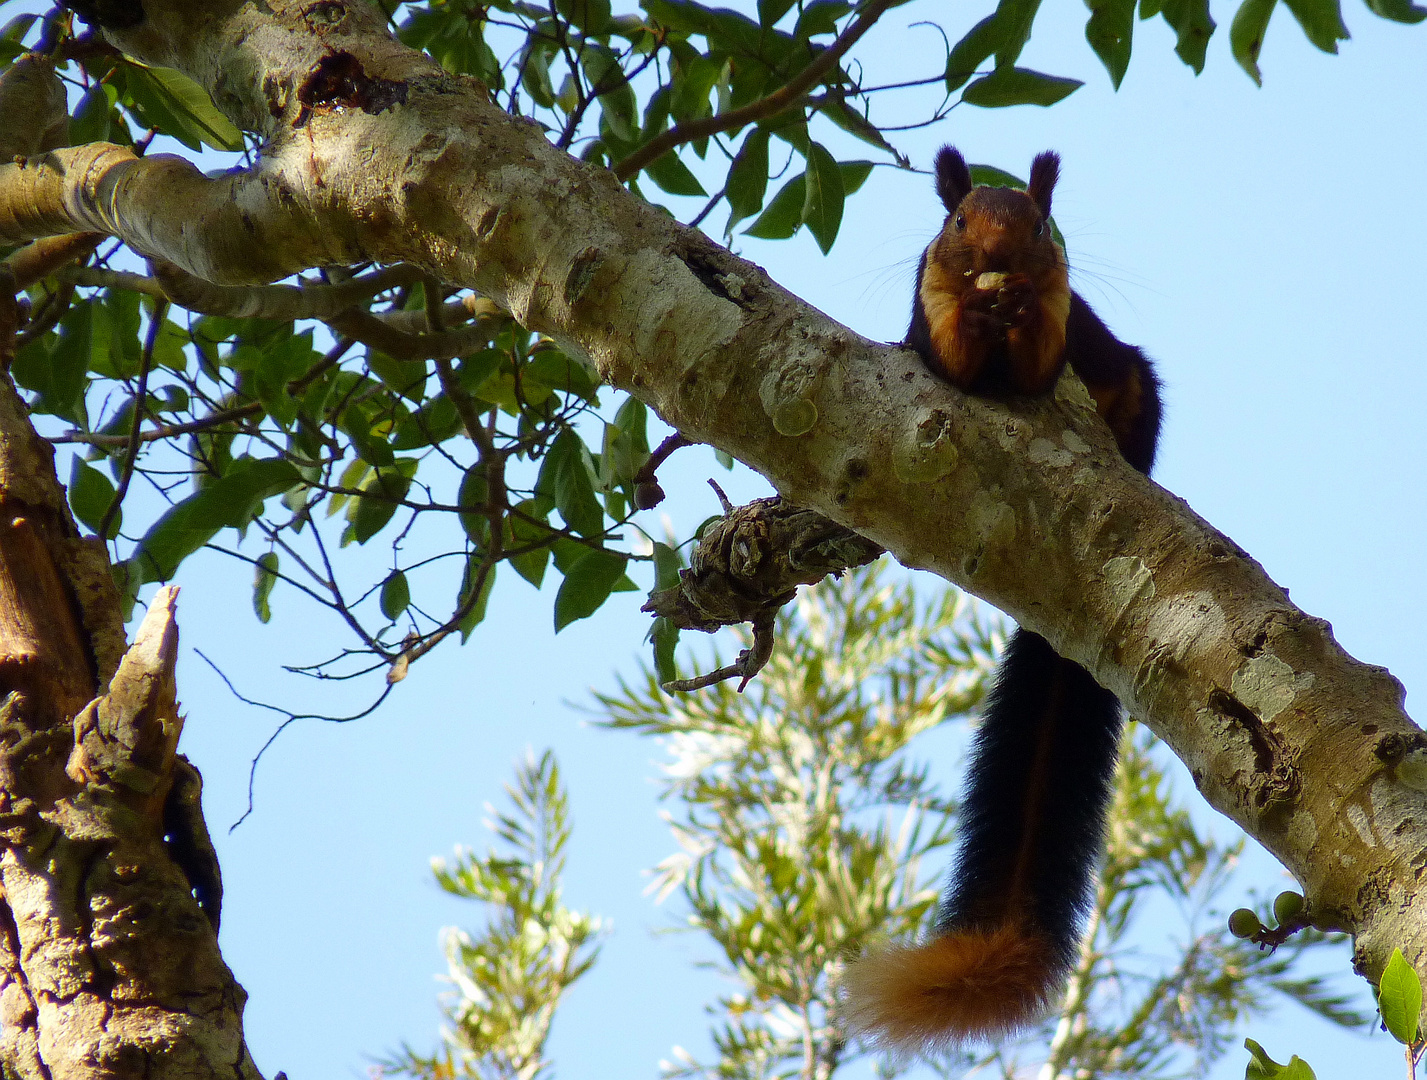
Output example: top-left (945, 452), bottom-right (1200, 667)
top-left (978, 233), bottom-right (1016, 272)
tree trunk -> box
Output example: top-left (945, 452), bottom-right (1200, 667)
top-left (0, 348), bottom-right (257, 1075)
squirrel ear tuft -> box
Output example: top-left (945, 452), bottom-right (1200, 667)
top-left (1027, 152), bottom-right (1060, 220)
top-left (934, 146), bottom-right (973, 213)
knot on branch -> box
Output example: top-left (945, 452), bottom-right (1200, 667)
top-left (643, 496), bottom-right (883, 632)
top-left (642, 494), bottom-right (884, 690)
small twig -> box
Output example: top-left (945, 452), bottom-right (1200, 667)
top-left (51, 337), bottom-right (354, 446)
top-left (1248, 912), bottom-right (1312, 952)
top-left (16, 281), bottom-right (75, 348)
top-left (99, 299), bottom-right (166, 539)
top-left (195, 648), bottom-right (393, 830)
top-left (611, 0), bottom-right (897, 182)
top-left (688, 186), bottom-right (727, 229)
top-left (325, 306), bottom-right (495, 360)
top-left (148, 260), bottom-right (424, 320)
top-left (53, 403), bottom-right (261, 446)
top-left (630, 431), bottom-right (691, 509)
top-left (707, 477), bottom-right (734, 513)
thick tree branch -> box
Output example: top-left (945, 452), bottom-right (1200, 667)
top-left (23, 0), bottom-right (1422, 1027)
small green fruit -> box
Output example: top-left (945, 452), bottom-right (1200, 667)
top-left (1228, 908), bottom-right (1262, 939)
top-left (1273, 890), bottom-right (1305, 925)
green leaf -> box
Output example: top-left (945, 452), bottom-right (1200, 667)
top-left (69, 458), bottom-right (120, 540)
top-left (1085, 0), bottom-right (1138, 87)
top-left (520, 38), bottom-right (557, 107)
top-left (669, 54), bottom-right (721, 124)
top-left (818, 98), bottom-right (899, 155)
top-left (380, 570), bottom-right (411, 621)
top-left (839, 160), bottom-right (874, 196)
top-left (1280, 0), bottom-right (1350, 50)
top-left (508, 499), bottom-right (554, 587)
top-left (554, 548), bottom-right (627, 631)
top-left (993, 0), bottom-right (1046, 65)
top-left (253, 552), bottom-right (279, 624)
top-left (1244, 1038), bottom-right (1317, 1079)
top-left (14, 301), bottom-right (93, 420)
top-left (459, 464), bottom-right (491, 545)
top-left (524, 349), bottom-right (600, 403)
top-left (131, 458), bottom-right (300, 585)
top-left (70, 83), bottom-right (117, 146)
top-left (645, 150), bottom-right (709, 197)
top-left (613, 395), bottom-right (650, 456)
top-left (1379, 948), bottom-right (1422, 1045)
top-left (151, 317), bottom-right (191, 371)
top-left (0, 14), bottom-right (38, 67)
top-left (758, 0), bottom-right (797, 26)
top-left (392, 394), bottom-right (463, 449)
top-left (726, 129), bottom-right (771, 227)
top-left (962, 66), bottom-right (1084, 106)
top-left (802, 142), bottom-right (846, 254)
top-left (743, 171), bottom-right (807, 239)
top-left (1363, 0), bottom-right (1426, 21)
top-left (94, 288), bottom-right (143, 379)
top-left (458, 558), bottom-right (497, 641)
top-left (651, 541), bottom-right (682, 590)
top-left (651, 615), bottom-right (680, 684)
top-left (1231, 0), bottom-right (1278, 84)
top-left (794, 0), bottom-right (852, 38)
top-left (120, 61), bottom-right (244, 152)
top-left (1158, 0), bottom-right (1217, 71)
top-left (367, 348), bottom-right (428, 401)
top-left (349, 462), bottom-right (415, 545)
top-left (558, 0), bottom-right (613, 34)
top-left (583, 46), bottom-right (638, 144)
top-left (946, 14), bottom-right (1013, 91)
top-left (543, 430), bottom-right (604, 537)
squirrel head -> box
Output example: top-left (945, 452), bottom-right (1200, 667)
top-left (928, 146), bottom-right (1063, 282)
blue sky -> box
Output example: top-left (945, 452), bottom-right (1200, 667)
top-left (17, 1), bottom-right (1425, 1078)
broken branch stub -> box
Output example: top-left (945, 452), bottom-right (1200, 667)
top-left (643, 496), bottom-right (884, 690)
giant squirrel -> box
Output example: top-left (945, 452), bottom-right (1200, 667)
top-left (841, 146), bottom-right (1163, 1048)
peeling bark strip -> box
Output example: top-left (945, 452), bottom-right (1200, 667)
top-left (0, 351), bottom-right (255, 1077)
top-left (0, 0), bottom-right (1415, 1051)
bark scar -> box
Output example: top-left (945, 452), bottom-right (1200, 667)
top-left (295, 52), bottom-right (408, 126)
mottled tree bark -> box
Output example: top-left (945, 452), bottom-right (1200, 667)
top-left (0, 367), bottom-right (256, 1076)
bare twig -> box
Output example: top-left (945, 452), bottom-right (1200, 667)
top-left (631, 431), bottom-right (691, 509)
top-left (661, 614), bottom-right (777, 693)
top-left (195, 648), bottom-right (393, 830)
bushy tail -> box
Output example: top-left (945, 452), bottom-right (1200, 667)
top-left (842, 629), bottom-right (1123, 1050)
top-left (841, 924), bottom-right (1056, 1048)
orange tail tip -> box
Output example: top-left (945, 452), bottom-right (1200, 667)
top-left (840, 924), bottom-right (1057, 1050)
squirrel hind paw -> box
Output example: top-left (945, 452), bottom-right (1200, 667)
top-left (840, 924), bottom-right (1057, 1050)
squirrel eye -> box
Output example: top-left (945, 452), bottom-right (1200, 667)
top-left (1034, 218), bottom-right (1045, 237)
top-left (954, 212), bottom-right (966, 230)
